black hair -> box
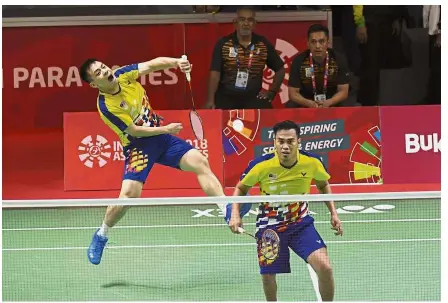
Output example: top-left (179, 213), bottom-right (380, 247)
top-left (272, 120), bottom-right (300, 138)
top-left (307, 24), bottom-right (329, 39)
top-left (79, 58), bottom-right (98, 84)
top-left (236, 6), bottom-right (256, 14)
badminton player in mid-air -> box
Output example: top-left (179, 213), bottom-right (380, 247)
top-left (228, 120), bottom-right (343, 301)
top-left (79, 57), bottom-right (226, 265)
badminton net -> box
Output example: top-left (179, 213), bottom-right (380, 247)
top-left (2, 191), bottom-right (441, 301)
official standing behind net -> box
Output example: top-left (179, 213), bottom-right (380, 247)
top-left (228, 120), bottom-right (343, 302)
top-left (79, 57), bottom-right (226, 265)
top-left (205, 6), bottom-right (285, 109)
top-left (287, 24), bottom-right (350, 108)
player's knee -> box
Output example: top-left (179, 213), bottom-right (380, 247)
top-left (188, 150), bottom-right (211, 174)
top-left (262, 274), bottom-right (276, 285)
top-left (120, 180), bottom-right (143, 198)
top-left (316, 262), bottom-right (333, 277)
top-left (119, 187), bottom-right (140, 199)
top-left (180, 149), bottom-right (210, 174)
top-left (196, 154), bottom-right (210, 171)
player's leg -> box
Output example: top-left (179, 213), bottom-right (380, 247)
top-left (289, 216), bottom-right (334, 301)
top-left (307, 247), bottom-right (334, 301)
top-left (178, 149), bottom-right (225, 196)
top-left (87, 180), bottom-right (144, 265)
top-left (257, 228), bottom-right (291, 301)
top-left (262, 274), bottom-right (278, 301)
top-left (156, 134), bottom-right (225, 197)
top-left (88, 142), bottom-right (156, 265)
top-left (100, 180), bottom-right (144, 234)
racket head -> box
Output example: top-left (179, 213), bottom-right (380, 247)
top-left (189, 110), bottom-right (204, 141)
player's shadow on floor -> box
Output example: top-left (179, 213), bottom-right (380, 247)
top-left (101, 281), bottom-right (171, 290)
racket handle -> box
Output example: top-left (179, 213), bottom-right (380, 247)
top-left (181, 55), bottom-right (191, 82)
top-left (238, 227), bottom-right (257, 240)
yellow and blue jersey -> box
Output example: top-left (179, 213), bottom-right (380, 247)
top-left (240, 150), bottom-right (330, 232)
top-left (97, 64), bottom-right (163, 147)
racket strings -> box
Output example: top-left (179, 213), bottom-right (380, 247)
top-left (190, 111), bottom-right (204, 140)
top-left (185, 72), bottom-right (205, 141)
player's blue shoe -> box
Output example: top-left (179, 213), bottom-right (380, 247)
top-left (87, 229), bottom-right (108, 265)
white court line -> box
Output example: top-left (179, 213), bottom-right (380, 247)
top-left (2, 218), bottom-right (441, 231)
top-left (3, 243), bottom-right (255, 251)
top-left (2, 238), bottom-right (441, 251)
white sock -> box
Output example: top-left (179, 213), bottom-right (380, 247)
top-left (97, 223), bottom-right (110, 237)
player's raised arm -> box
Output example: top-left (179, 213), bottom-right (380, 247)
top-left (138, 57), bottom-right (191, 76)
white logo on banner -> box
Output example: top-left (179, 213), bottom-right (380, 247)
top-left (405, 133), bottom-right (441, 154)
top-left (262, 39), bottom-right (299, 104)
top-left (78, 135), bottom-right (112, 168)
top-left (9, 67), bottom-right (178, 89)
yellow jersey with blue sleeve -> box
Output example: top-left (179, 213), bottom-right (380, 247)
top-left (240, 150), bottom-right (330, 232)
top-left (97, 64), bottom-right (163, 147)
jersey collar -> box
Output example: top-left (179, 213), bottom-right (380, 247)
top-left (232, 31), bottom-right (261, 48)
top-left (274, 150), bottom-right (301, 169)
top-left (100, 83), bottom-right (121, 96)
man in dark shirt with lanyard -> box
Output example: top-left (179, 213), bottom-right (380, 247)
top-left (287, 24), bottom-right (350, 108)
top-left (205, 6), bottom-right (285, 109)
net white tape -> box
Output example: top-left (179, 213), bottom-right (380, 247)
top-left (2, 191), bottom-right (441, 208)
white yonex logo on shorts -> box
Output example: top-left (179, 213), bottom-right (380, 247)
top-left (78, 135), bottom-right (112, 168)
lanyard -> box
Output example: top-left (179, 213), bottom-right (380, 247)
top-left (235, 44), bottom-right (255, 71)
top-left (309, 51), bottom-right (329, 96)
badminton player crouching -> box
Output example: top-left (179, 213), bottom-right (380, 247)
top-left (79, 57), bottom-right (226, 265)
top-left (228, 120), bottom-right (343, 301)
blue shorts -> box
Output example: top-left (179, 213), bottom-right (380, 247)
top-left (256, 216), bottom-right (326, 274)
top-left (123, 134), bottom-right (194, 183)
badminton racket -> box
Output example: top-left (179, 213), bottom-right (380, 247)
top-left (181, 55), bottom-right (205, 141)
top-left (237, 227), bottom-right (257, 240)
top-left (215, 204), bottom-right (257, 240)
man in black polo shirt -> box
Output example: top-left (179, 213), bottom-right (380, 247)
top-left (205, 6), bottom-right (285, 109)
top-left (287, 24), bottom-right (350, 108)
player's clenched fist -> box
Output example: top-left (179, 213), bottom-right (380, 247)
top-left (177, 58), bottom-right (192, 74)
top-left (164, 123), bottom-right (183, 134)
top-left (228, 215), bottom-right (242, 234)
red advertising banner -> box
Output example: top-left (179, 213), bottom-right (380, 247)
top-left (3, 19), bottom-right (325, 133)
top-left (63, 110), bottom-right (223, 191)
top-left (380, 105), bottom-right (441, 184)
top-left (221, 107), bottom-right (382, 186)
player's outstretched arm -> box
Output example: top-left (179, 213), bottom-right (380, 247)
top-left (137, 57), bottom-right (191, 77)
top-left (315, 180), bottom-right (343, 236)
